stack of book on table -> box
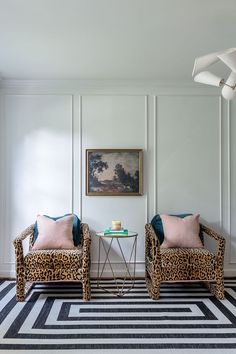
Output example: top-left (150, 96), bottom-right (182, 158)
top-left (104, 228), bottom-right (128, 236)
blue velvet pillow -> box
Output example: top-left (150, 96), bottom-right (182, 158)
top-left (33, 214), bottom-right (81, 246)
top-left (151, 214), bottom-right (192, 245)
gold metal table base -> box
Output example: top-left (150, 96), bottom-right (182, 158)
top-left (96, 232), bottom-right (138, 297)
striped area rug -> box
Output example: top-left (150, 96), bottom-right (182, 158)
top-left (0, 279), bottom-right (235, 353)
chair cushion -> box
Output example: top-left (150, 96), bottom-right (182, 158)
top-left (151, 213), bottom-right (192, 244)
top-left (160, 214), bottom-right (203, 248)
top-left (25, 249), bottom-right (83, 269)
top-left (160, 248), bottom-right (216, 268)
top-left (32, 215), bottom-right (75, 250)
top-left (33, 214), bottom-right (81, 246)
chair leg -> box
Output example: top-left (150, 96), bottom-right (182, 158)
top-left (206, 275), bottom-right (224, 300)
top-left (82, 276), bottom-right (91, 301)
top-left (146, 271), bottom-right (160, 300)
top-left (16, 266), bottom-right (25, 301)
top-left (214, 279), bottom-right (225, 300)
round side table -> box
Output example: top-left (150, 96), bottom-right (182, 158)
top-left (95, 231), bottom-right (138, 297)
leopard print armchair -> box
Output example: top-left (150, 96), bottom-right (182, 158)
top-left (145, 223), bottom-right (225, 300)
top-left (13, 223), bottom-right (91, 301)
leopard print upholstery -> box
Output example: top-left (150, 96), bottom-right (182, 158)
top-left (145, 223), bottom-right (225, 300)
top-left (13, 223), bottom-right (91, 302)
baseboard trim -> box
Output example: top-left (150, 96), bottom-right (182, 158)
top-left (224, 269), bottom-right (236, 277)
top-left (1, 264), bottom-right (235, 279)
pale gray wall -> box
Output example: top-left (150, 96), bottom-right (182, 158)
top-left (0, 80), bottom-right (235, 276)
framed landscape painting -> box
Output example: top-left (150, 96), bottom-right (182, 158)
top-left (86, 149), bottom-right (143, 196)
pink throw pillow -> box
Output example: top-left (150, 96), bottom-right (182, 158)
top-left (32, 214), bottom-right (75, 250)
top-left (160, 214), bottom-right (203, 249)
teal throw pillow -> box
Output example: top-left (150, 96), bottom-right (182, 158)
top-left (33, 214), bottom-right (81, 246)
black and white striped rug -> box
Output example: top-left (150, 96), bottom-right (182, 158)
top-left (0, 279), bottom-right (235, 353)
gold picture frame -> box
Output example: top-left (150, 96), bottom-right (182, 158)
top-left (86, 149), bottom-right (143, 196)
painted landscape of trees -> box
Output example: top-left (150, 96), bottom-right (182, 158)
top-left (86, 150), bottom-right (142, 195)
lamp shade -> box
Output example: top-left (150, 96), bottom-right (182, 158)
top-left (193, 48), bottom-right (236, 100)
top-left (192, 48), bottom-right (236, 77)
top-left (221, 71), bottom-right (236, 100)
top-left (192, 51), bottom-right (221, 77)
top-left (217, 49), bottom-right (236, 73)
top-left (193, 71), bottom-right (222, 87)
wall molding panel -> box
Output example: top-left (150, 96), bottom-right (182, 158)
top-left (219, 96), bottom-right (223, 230)
top-left (229, 100), bottom-right (236, 264)
top-left (227, 101), bottom-right (232, 262)
top-left (0, 80), bottom-right (235, 277)
top-left (153, 95), bottom-right (158, 216)
top-left (144, 95), bottom-right (149, 223)
top-left (72, 94), bottom-right (82, 219)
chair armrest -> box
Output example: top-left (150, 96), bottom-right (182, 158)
top-left (80, 223), bottom-right (91, 270)
top-left (13, 225), bottom-right (34, 264)
top-left (80, 223), bottom-right (91, 244)
top-left (145, 224), bottom-right (161, 262)
top-left (200, 223), bottom-right (225, 261)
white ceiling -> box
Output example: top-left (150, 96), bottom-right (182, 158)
top-left (0, 0), bottom-right (235, 80)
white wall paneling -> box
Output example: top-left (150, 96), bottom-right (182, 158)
top-left (0, 88), bottom-right (5, 270)
top-left (230, 100), bottom-right (236, 263)
top-left (153, 96), bottom-right (158, 216)
top-left (72, 94), bottom-right (82, 219)
top-left (1, 94), bottom-right (73, 275)
top-left (227, 101), bottom-right (231, 262)
top-left (77, 95), bottom-right (148, 276)
top-left (156, 95), bottom-right (221, 224)
top-left (0, 80), bottom-right (235, 276)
